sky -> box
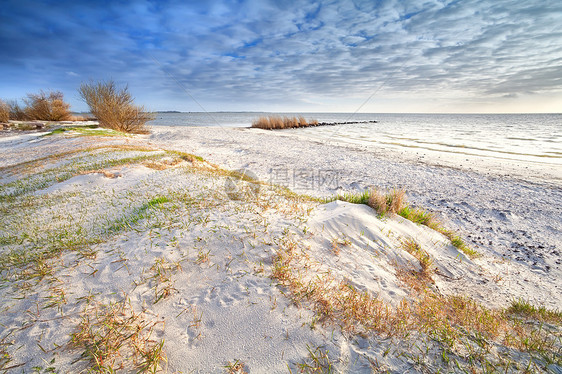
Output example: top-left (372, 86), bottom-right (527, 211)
top-left (0, 0), bottom-right (561, 113)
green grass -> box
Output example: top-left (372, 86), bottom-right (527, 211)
top-left (0, 151), bottom-right (164, 202)
top-left (398, 205), bottom-right (435, 226)
top-left (506, 299), bottom-right (562, 324)
top-left (323, 190), bottom-right (370, 205)
top-left (106, 196), bottom-right (171, 234)
top-left (167, 150), bottom-right (205, 162)
top-left (43, 125), bottom-right (126, 137)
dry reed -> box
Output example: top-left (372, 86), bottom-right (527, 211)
top-left (251, 115), bottom-right (319, 129)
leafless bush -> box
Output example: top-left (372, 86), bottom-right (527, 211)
top-left (7, 100), bottom-right (28, 120)
top-left (0, 100), bottom-right (9, 123)
top-left (79, 80), bottom-right (153, 134)
top-left (23, 90), bottom-right (71, 121)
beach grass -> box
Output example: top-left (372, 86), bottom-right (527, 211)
top-left (69, 299), bottom-right (166, 372)
top-left (506, 299), bottom-right (562, 324)
top-left (272, 230), bottom-right (561, 373)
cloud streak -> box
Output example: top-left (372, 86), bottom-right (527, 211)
top-left (1, 0), bottom-right (561, 112)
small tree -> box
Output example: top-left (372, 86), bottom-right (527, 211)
top-left (79, 80), bottom-right (153, 134)
top-left (0, 99), bottom-right (9, 123)
top-left (24, 90), bottom-right (71, 121)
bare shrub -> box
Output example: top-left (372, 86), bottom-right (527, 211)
top-left (0, 100), bottom-right (9, 123)
top-left (7, 100), bottom-right (28, 120)
top-left (24, 90), bottom-right (71, 121)
top-left (79, 80), bottom-right (153, 134)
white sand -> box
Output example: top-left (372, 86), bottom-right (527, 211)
top-left (0, 125), bottom-right (560, 373)
top-left (148, 126), bottom-right (562, 309)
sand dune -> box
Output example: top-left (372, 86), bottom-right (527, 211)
top-left (0, 124), bottom-right (560, 373)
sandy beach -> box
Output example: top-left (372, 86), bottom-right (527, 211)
top-left (148, 125), bottom-right (562, 307)
top-left (1, 123), bottom-right (561, 373)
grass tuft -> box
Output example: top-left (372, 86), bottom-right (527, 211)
top-left (224, 359), bottom-right (248, 373)
top-left (506, 299), bottom-right (562, 324)
top-left (325, 190), bottom-right (370, 205)
top-left (368, 188), bottom-right (405, 216)
top-left (294, 345), bottom-right (334, 373)
top-left (400, 238), bottom-right (434, 280)
top-left (69, 299), bottom-right (166, 372)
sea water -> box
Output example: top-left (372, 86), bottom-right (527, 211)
top-left (150, 112), bottom-right (562, 167)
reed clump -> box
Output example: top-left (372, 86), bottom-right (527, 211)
top-left (251, 115), bottom-right (319, 130)
top-left (79, 80), bottom-right (153, 134)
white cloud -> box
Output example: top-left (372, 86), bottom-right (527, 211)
top-left (1, 0), bottom-right (561, 112)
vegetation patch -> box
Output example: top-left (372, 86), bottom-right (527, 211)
top-left (252, 115), bottom-right (319, 129)
top-left (44, 125), bottom-right (125, 137)
top-left (0, 99), bottom-right (8, 123)
top-left (507, 299), bottom-right (562, 324)
top-left (271, 231), bottom-right (562, 372)
top-left (326, 188), bottom-right (478, 258)
top-left (69, 299), bottom-right (166, 373)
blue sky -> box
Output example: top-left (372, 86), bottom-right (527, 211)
top-left (1, 0), bottom-right (561, 113)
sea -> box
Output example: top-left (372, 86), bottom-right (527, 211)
top-left (150, 112), bottom-right (561, 168)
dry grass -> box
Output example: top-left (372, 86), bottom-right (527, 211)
top-left (79, 80), bottom-right (154, 134)
top-left (272, 235), bottom-right (407, 336)
top-left (251, 115), bottom-right (319, 130)
top-left (146, 258), bottom-right (180, 304)
top-left (368, 188), bottom-right (405, 216)
top-left (70, 299), bottom-right (166, 373)
top-left (69, 114), bottom-right (87, 121)
top-left (23, 90), bottom-right (72, 121)
top-left (400, 238), bottom-right (434, 281)
top-left (0, 99), bottom-right (9, 123)
top-left (272, 231), bottom-right (561, 371)
top-left (224, 359), bottom-right (248, 373)
top-left (413, 293), bottom-right (507, 344)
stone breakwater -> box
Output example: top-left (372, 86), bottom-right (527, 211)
top-left (314, 120), bottom-right (378, 126)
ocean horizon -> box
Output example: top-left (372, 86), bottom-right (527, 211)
top-left (149, 112), bottom-right (562, 170)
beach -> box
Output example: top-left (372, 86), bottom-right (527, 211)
top-left (149, 125), bottom-right (562, 307)
top-left (1, 123), bottom-right (561, 373)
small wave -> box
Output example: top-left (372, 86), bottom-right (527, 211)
top-left (506, 137), bottom-right (538, 142)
